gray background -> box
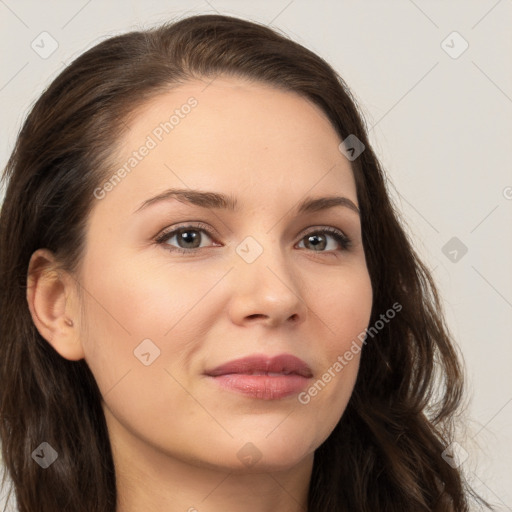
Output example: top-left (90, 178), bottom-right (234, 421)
top-left (1, 1), bottom-right (511, 510)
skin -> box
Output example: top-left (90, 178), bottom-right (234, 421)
top-left (27, 77), bottom-right (373, 512)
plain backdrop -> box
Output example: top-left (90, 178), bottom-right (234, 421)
top-left (1, 1), bottom-right (511, 510)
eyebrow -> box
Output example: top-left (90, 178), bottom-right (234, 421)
top-left (133, 188), bottom-right (360, 216)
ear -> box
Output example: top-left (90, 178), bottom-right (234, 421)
top-left (26, 248), bottom-right (85, 361)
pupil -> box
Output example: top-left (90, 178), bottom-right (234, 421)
top-left (180, 230), bottom-right (199, 248)
top-left (308, 234), bottom-right (325, 251)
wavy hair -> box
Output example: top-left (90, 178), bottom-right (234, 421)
top-left (0, 13), bottom-right (491, 512)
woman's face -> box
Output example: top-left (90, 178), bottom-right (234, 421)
top-left (77, 77), bottom-right (373, 473)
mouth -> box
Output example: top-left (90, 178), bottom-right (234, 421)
top-left (204, 353), bottom-right (313, 400)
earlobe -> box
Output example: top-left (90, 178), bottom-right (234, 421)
top-left (26, 248), bottom-right (85, 361)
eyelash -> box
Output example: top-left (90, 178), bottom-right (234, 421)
top-left (154, 222), bottom-right (352, 256)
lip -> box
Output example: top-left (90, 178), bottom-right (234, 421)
top-left (204, 354), bottom-right (313, 400)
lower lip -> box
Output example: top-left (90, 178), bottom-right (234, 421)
top-left (207, 374), bottom-right (310, 400)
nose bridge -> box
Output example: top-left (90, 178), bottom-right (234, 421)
top-left (231, 229), bottom-right (305, 314)
top-left (233, 208), bottom-right (300, 276)
top-left (235, 229), bottom-right (287, 281)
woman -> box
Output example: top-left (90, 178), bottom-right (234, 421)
top-left (0, 13), bottom-right (491, 512)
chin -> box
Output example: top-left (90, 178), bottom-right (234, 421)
top-left (230, 434), bottom-right (317, 473)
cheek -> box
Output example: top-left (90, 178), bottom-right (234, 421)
top-left (77, 263), bottom-right (207, 440)
top-left (320, 264), bottom-right (373, 352)
top-left (77, 254), bottom-right (221, 390)
top-left (298, 266), bottom-right (372, 424)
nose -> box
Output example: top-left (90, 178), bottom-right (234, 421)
top-left (226, 238), bottom-right (308, 329)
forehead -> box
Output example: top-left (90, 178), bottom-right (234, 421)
top-left (95, 77), bottom-right (357, 216)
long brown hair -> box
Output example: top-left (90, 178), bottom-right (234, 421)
top-left (0, 14), bottom-right (491, 512)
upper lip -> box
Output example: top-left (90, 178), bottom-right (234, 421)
top-left (204, 354), bottom-right (313, 378)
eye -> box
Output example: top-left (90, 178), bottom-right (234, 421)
top-left (297, 227), bottom-right (352, 254)
top-left (155, 222), bottom-right (218, 254)
top-left (154, 223), bottom-right (352, 255)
